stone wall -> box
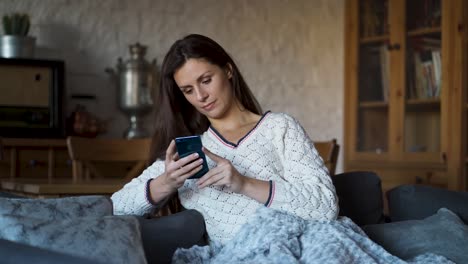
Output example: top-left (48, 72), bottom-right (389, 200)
top-left (0, 0), bottom-right (344, 172)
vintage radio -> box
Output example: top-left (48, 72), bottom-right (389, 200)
top-left (0, 58), bottom-right (65, 138)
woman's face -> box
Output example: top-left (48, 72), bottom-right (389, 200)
top-left (173, 58), bottom-right (234, 120)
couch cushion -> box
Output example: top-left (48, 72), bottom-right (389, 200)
top-left (362, 208), bottom-right (468, 263)
top-left (0, 195), bottom-right (113, 221)
top-left (139, 209), bottom-right (207, 264)
top-left (0, 214), bottom-right (147, 264)
top-left (387, 184), bottom-right (468, 224)
top-left (331, 171), bottom-right (385, 226)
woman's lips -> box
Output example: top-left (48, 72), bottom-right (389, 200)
top-left (202, 101), bottom-right (215, 111)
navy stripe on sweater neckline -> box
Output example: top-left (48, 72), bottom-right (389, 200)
top-left (209, 111), bottom-right (271, 148)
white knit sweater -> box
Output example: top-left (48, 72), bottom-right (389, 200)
top-left (111, 112), bottom-right (339, 244)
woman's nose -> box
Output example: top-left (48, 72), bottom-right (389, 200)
top-left (196, 88), bottom-right (209, 101)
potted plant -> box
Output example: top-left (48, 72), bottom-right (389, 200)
top-left (1, 13), bottom-right (36, 58)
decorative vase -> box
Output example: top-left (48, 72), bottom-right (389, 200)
top-left (105, 43), bottom-right (157, 139)
top-left (0, 35), bottom-right (36, 58)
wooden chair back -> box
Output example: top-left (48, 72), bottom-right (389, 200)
top-left (314, 139), bottom-right (340, 176)
top-left (66, 136), bottom-right (151, 183)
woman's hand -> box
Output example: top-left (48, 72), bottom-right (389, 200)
top-left (160, 140), bottom-right (205, 191)
top-left (197, 147), bottom-right (246, 193)
top-left (148, 140), bottom-right (204, 205)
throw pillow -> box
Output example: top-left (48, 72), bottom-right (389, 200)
top-left (362, 208), bottom-right (468, 264)
top-left (332, 171), bottom-right (385, 225)
top-left (387, 184), bottom-right (468, 224)
top-left (139, 209), bottom-right (207, 264)
top-left (0, 195), bottom-right (113, 221)
top-left (0, 214), bottom-right (147, 264)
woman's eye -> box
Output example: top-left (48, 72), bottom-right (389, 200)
top-left (183, 89), bottom-right (193, 94)
top-left (202, 78), bottom-right (211, 85)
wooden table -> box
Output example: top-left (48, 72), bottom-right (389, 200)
top-left (1, 179), bottom-right (126, 198)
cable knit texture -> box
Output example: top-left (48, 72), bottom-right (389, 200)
top-left (111, 112), bottom-right (338, 244)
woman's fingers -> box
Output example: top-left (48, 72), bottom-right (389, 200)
top-left (173, 152), bottom-right (199, 169)
top-left (198, 172), bottom-right (225, 188)
top-left (197, 167), bottom-right (223, 188)
top-left (202, 147), bottom-right (223, 163)
top-left (167, 156), bottom-right (203, 182)
top-left (178, 158), bottom-right (203, 175)
top-left (180, 164), bottom-right (203, 182)
top-left (166, 146), bottom-right (239, 189)
top-left (165, 140), bottom-right (177, 161)
top-left (164, 142), bottom-right (206, 188)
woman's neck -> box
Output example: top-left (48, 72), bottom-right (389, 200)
top-left (209, 104), bottom-right (260, 133)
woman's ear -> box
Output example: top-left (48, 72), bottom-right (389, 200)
top-left (225, 63), bottom-right (233, 79)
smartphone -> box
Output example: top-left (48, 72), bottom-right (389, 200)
top-left (175, 135), bottom-right (209, 179)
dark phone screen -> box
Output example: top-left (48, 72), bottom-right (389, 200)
top-left (175, 136), bottom-right (209, 179)
top-left (175, 136), bottom-right (203, 158)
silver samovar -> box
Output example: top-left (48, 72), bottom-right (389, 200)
top-left (106, 43), bottom-right (157, 139)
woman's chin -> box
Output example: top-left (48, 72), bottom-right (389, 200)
top-left (200, 108), bottom-right (224, 120)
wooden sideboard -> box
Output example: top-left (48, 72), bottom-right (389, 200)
top-left (0, 137), bottom-right (149, 197)
top-left (0, 138), bottom-right (69, 182)
top-left (0, 137), bottom-right (142, 181)
top-left (1, 179), bottom-right (125, 198)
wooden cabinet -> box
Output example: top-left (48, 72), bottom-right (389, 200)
top-left (0, 138), bottom-right (71, 181)
top-left (0, 137), bottom-right (147, 198)
top-left (0, 138), bottom-right (139, 183)
top-left (344, 0), bottom-right (468, 191)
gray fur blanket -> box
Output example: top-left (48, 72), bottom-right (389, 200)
top-left (173, 207), bottom-right (453, 264)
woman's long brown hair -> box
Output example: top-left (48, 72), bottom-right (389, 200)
top-left (149, 34), bottom-right (262, 163)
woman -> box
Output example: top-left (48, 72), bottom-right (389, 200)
top-left (111, 34), bottom-right (338, 244)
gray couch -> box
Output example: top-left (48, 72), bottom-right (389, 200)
top-left (332, 171), bottom-right (468, 263)
top-left (0, 194), bottom-right (206, 264)
top-left (1, 172), bottom-right (467, 263)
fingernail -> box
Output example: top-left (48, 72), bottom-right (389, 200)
top-left (194, 153), bottom-right (199, 157)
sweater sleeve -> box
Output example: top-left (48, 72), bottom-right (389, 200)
top-left (111, 160), bottom-right (165, 215)
top-left (265, 114), bottom-right (339, 221)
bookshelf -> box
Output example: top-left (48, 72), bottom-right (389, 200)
top-left (344, 0), bottom-right (468, 191)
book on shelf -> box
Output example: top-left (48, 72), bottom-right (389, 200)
top-left (408, 0), bottom-right (442, 30)
top-left (360, 0), bottom-right (389, 37)
top-left (407, 38), bottom-right (442, 100)
top-left (359, 44), bottom-right (389, 102)
top-left (431, 50), bottom-right (441, 96)
top-left (379, 45), bottom-right (390, 101)
top-left (424, 0), bottom-right (441, 27)
top-left (411, 50), bottom-right (441, 99)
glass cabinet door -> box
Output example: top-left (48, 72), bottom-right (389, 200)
top-left (356, 0), bottom-right (390, 153)
top-left (404, 0), bottom-right (442, 154)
